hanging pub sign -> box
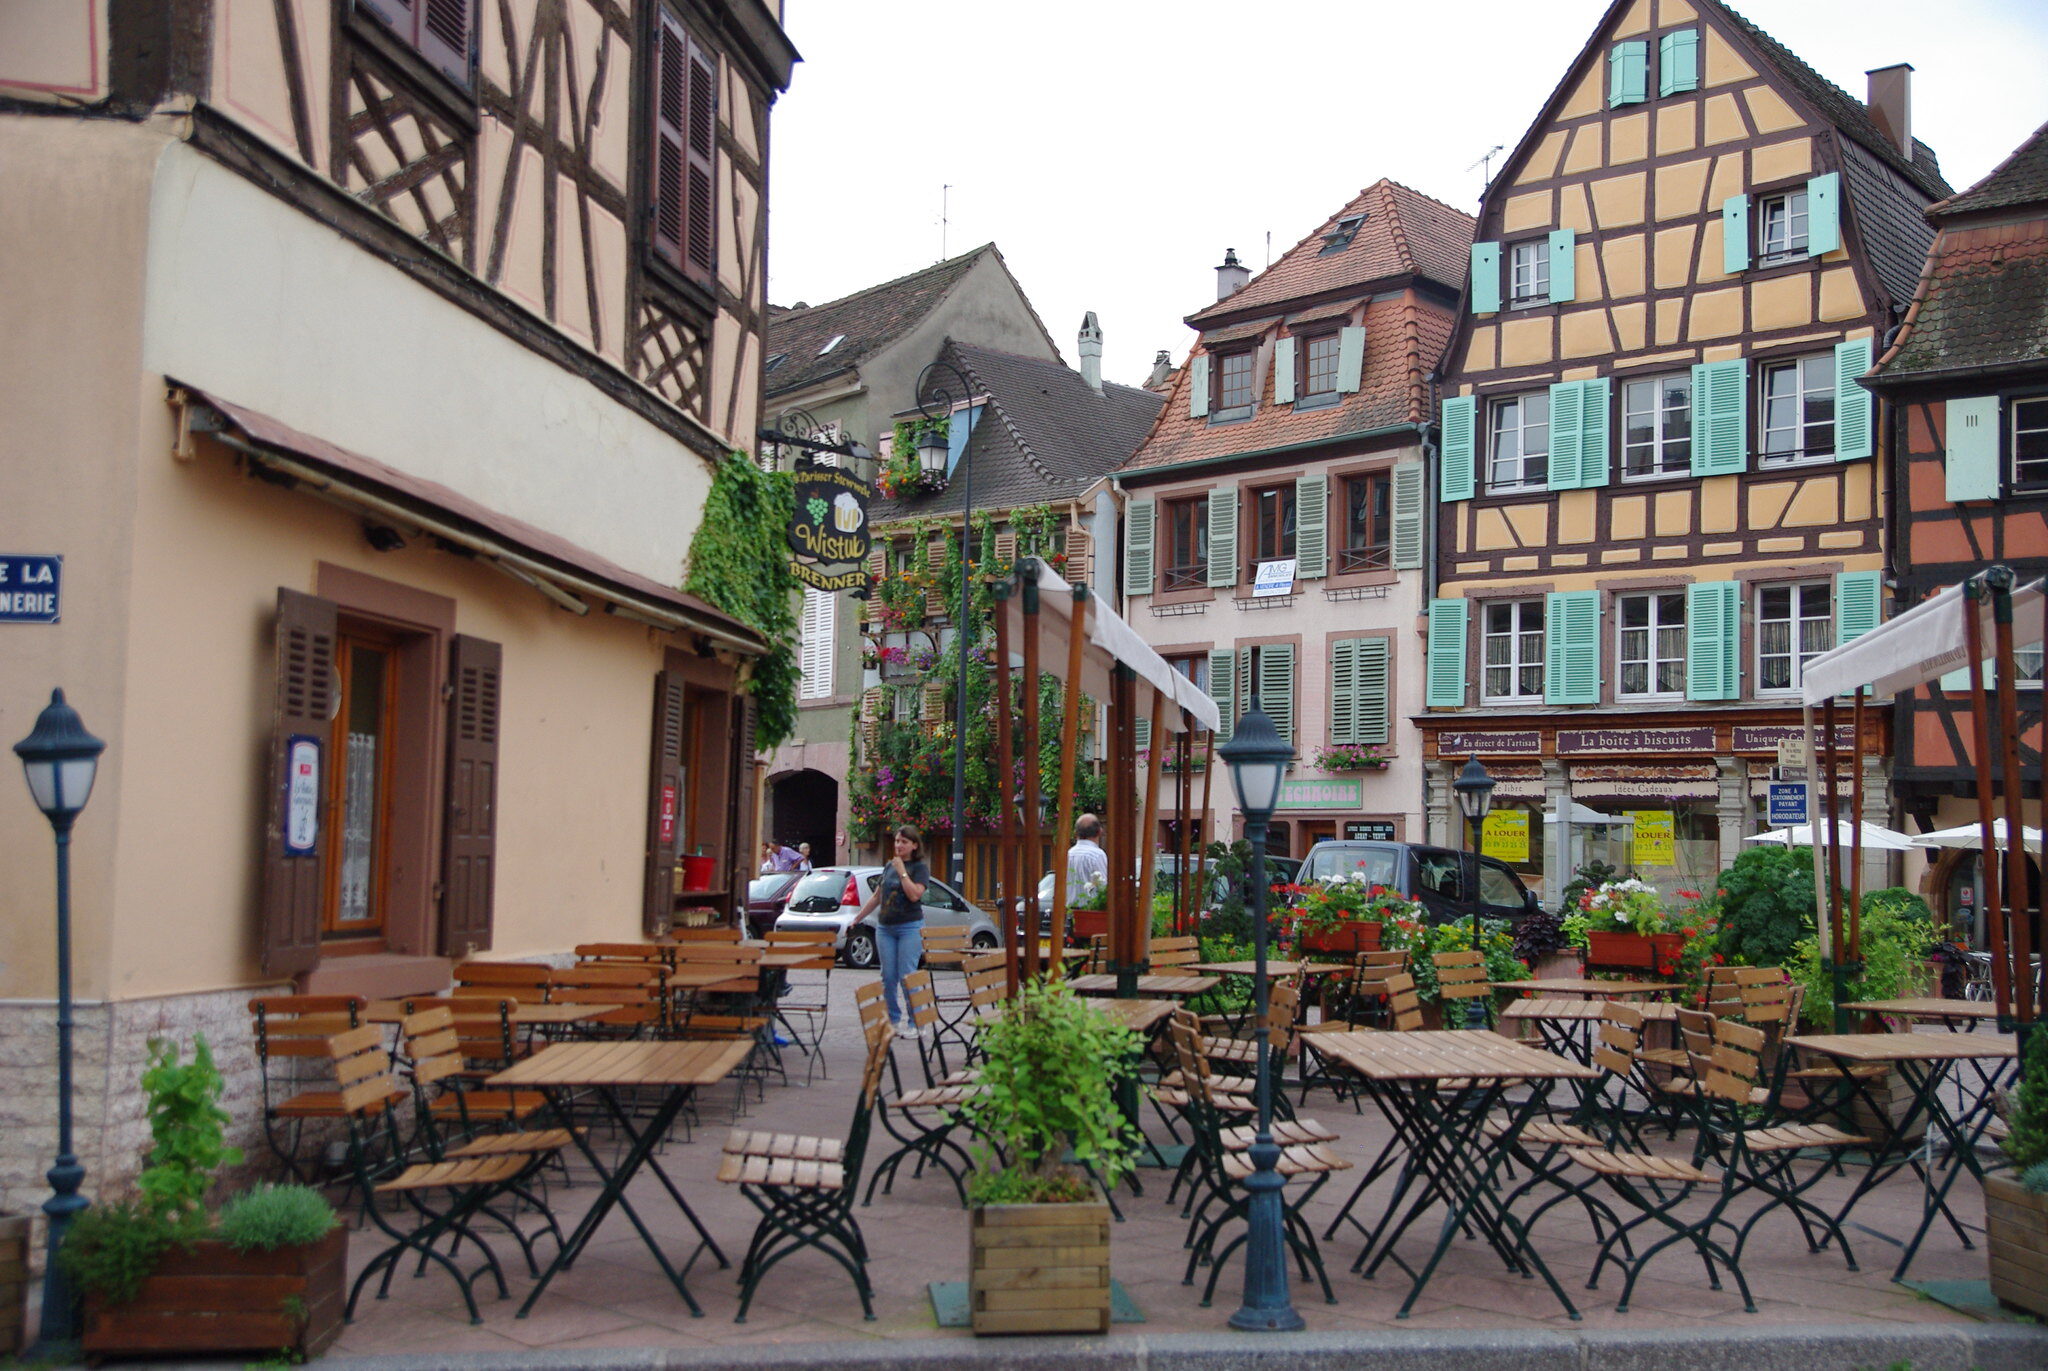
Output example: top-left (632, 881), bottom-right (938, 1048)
top-left (789, 457), bottom-right (870, 567)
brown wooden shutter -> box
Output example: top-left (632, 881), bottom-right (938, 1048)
top-left (440, 634), bottom-right (500, 956)
top-left (643, 669), bottom-right (685, 933)
top-left (650, 13), bottom-right (689, 270)
top-left (417, 0), bottom-right (474, 87)
top-left (682, 32), bottom-right (718, 289)
top-left (726, 696), bottom-right (760, 924)
top-left (261, 589), bottom-right (336, 978)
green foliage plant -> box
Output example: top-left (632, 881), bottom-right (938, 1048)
top-left (215, 1185), bottom-right (337, 1254)
top-left (1787, 898), bottom-right (1938, 1027)
top-left (1712, 844), bottom-right (1819, 968)
top-left (962, 979), bottom-right (1142, 1204)
top-left (1392, 915), bottom-right (1527, 1003)
top-left (58, 1200), bottom-right (184, 1307)
top-left (2002, 1027), bottom-right (2048, 1173)
top-left (1555, 859), bottom-right (1619, 917)
top-left (682, 453), bottom-right (800, 750)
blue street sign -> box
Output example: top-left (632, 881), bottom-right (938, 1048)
top-left (1767, 783), bottom-right (1808, 827)
top-left (0, 554), bottom-right (61, 623)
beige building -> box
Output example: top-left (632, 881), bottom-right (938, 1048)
top-left (0, 0), bottom-right (794, 1219)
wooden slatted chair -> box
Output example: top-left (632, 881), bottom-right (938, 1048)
top-left (1431, 949), bottom-right (1497, 1028)
top-left (1297, 951), bottom-right (1416, 1105)
top-left (673, 942), bottom-right (778, 1102)
top-left (720, 1015), bottom-right (894, 1322)
top-left (548, 963), bottom-right (669, 1038)
top-left (397, 996), bottom-right (524, 1076)
top-left (765, 928), bottom-right (837, 1082)
top-left (397, 1005), bottom-right (555, 1142)
top-left (671, 924), bottom-right (745, 943)
top-left (248, 995), bottom-right (381, 1183)
top-left (1149, 934), bottom-right (1202, 969)
top-left (327, 1026), bottom-right (564, 1325)
top-left (859, 977), bottom-right (981, 1208)
top-left (452, 961), bottom-right (553, 1004)
top-left (1201, 979), bottom-right (1304, 1084)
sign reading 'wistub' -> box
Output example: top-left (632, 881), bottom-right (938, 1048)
top-left (788, 460), bottom-right (872, 567)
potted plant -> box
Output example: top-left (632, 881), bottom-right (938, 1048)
top-left (1309, 743), bottom-right (1389, 772)
top-left (66, 1036), bottom-right (347, 1361)
top-left (1066, 873), bottom-right (1110, 944)
top-left (1286, 876), bottom-right (1416, 956)
top-left (1785, 899), bottom-right (1938, 1142)
top-left (1986, 1028), bottom-right (2048, 1316)
top-left (1394, 915), bottom-right (1529, 1027)
top-left (959, 979), bottom-right (1141, 1334)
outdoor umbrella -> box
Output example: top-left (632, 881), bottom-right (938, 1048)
top-left (1743, 820), bottom-right (1918, 851)
top-left (1910, 820), bottom-right (2045, 855)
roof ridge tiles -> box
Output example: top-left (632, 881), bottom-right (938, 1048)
top-left (770, 244), bottom-right (996, 321)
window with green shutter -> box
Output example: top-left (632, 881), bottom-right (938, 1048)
top-left (1544, 590), bottom-right (1601, 705)
top-left (1548, 229), bottom-right (1577, 304)
top-left (1425, 599), bottom-right (1469, 708)
top-left (1123, 499), bottom-right (1155, 598)
top-left (1273, 337), bottom-right (1297, 405)
top-left (1659, 28), bottom-right (1699, 95)
top-left (1609, 39), bottom-right (1647, 107)
top-left (1390, 463), bottom-right (1425, 570)
top-left (1441, 396), bottom-right (1476, 502)
top-left (1807, 172), bottom-right (1841, 257)
top-left (1545, 379), bottom-right (1611, 489)
top-left (1188, 354), bottom-right (1210, 418)
top-left (1330, 637), bottom-right (1392, 746)
top-left (1295, 474), bottom-right (1329, 579)
top-left (1207, 488), bottom-right (1239, 588)
top-left (1469, 242), bottom-right (1501, 314)
top-left (1209, 647), bottom-right (1237, 743)
top-left (1335, 326), bottom-right (1366, 393)
top-left (1944, 395), bottom-right (2001, 500)
top-left (1686, 581), bottom-right (1741, 701)
top-left (1691, 358), bottom-right (1747, 475)
top-left (1833, 338), bottom-right (1874, 461)
top-left (1835, 570), bottom-right (1882, 647)
top-left (1256, 643), bottom-right (1297, 746)
top-left (1722, 194), bottom-right (1751, 274)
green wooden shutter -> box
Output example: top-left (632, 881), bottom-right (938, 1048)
top-left (1578, 376), bottom-right (1612, 488)
top-left (1690, 358), bottom-right (1748, 475)
top-left (1547, 380), bottom-right (1585, 491)
top-left (1470, 242), bottom-right (1501, 314)
top-left (1545, 590), bottom-right (1601, 705)
top-left (1807, 172), bottom-right (1841, 256)
top-left (1686, 581), bottom-right (1741, 701)
top-left (1188, 354), bottom-right (1210, 418)
top-left (1207, 489), bottom-right (1238, 588)
top-left (1425, 598), bottom-right (1469, 709)
top-left (1260, 644), bottom-right (1297, 747)
top-left (1273, 337), bottom-right (1297, 405)
top-left (1390, 462), bottom-right (1425, 569)
top-left (1329, 638), bottom-right (1360, 745)
top-left (1835, 570), bottom-right (1882, 646)
top-left (1123, 499), bottom-right (1155, 597)
top-left (1945, 396), bottom-right (2001, 500)
top-left (1441, 395), bottom-right (1476, 501)
top-left (1548, 228), bottom-right (1577, 304)
top-left (1609, 40), bottom-right (1647, 107)
top-left (1659, 28), bottom-right (1699, 95)
top-left (1209, 648), bottom-right (1237, 743)
top-left (1336, 326), bottom-right (1366, 393)
top-left (1834, 337), bottom-right (1874, 461)
top-left (1295, 474), bottom-right (1328, 579)
top-left (1722, 194), bottom-right (1751, 274)
top-left (1354, 637), bottom-right (1390, 744)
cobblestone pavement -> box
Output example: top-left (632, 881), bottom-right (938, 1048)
top-left (324, 970), bottom-right (2018, 1360)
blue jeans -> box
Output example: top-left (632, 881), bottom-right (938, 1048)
top-left (877, 920), bottom-right (925, 1026)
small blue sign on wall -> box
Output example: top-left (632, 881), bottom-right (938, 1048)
top-left (0, 555), bottom-right (61, 623)
top-left (1767, 783), bottom-right (1808, 827)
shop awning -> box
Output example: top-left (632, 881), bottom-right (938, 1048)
top-left (1799, 576), bottom-right (2045, 703)
top-left (172, 384), bottom-right (769, 656)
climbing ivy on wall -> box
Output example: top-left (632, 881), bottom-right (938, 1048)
top-left (682, 452), bottom-right (800, 751)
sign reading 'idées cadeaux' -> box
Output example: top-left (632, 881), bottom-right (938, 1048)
top-left (0, 554), bottom-right (61, 623)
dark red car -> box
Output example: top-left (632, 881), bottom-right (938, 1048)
top-left (744, 871), bottom-right (802, 938)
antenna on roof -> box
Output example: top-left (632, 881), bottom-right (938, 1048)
top-left (1265, 231), bottom-right (1272, 268)
top-left (1467, 144), bottom-right (1505, 193)
top-left (940, 184), bottom-right (950, 261)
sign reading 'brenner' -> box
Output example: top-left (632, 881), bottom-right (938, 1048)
top-left (0, 554), bottom-right (61, 623)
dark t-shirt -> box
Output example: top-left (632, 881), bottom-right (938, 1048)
top-left (876, 859), bottom-right (929, 927)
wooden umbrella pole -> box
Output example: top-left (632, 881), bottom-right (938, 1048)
top-left (1136, 691), bottom-right (1167, 966)
top-left (1048, 584), bottom-right (1089, 975)
top-left (1849, 688), bottom-right (1866, 963)
top-left (1963, 583), bottom-right (2010, 1016)
top-left (1822, 697), bottom-right (1847, 968)
top-left (992, 582), bottom-right (1021, 1000)
top-left (1021, 572), bottom-right (1045, 984)
top-left (1994, 585), bottom-right (2034, 1022)
top-left (1176, 720), bottom-right (1194, 936)
top-left (1106, 665), bottom-right (1134, 985)
top-left (1194, 732), bottom-right (1216, 935)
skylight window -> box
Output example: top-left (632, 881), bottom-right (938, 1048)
top-left (765, 353), bottom-right (788, 373)
top-left (1319, 214), bottom-right (1366, 255)
top-left (818, 334), bottom-right (846, 355)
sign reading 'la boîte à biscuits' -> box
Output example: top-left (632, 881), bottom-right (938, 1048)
top-left (1556, 726), bottom-right (1715, 755)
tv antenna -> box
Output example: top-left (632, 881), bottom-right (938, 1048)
top-left (940, 183), bottom-right (950, 260)
top-left (1468, 144), bottom-right (1505, 191)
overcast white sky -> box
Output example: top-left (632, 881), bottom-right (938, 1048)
top-left (766, 1), bottom-right (2048, 389)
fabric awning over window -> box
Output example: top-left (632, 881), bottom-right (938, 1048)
top-left (1799, 575), bottom-right (2045, 703)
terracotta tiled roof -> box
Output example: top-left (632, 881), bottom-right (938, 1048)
top-left (1872, 217), bottom-right (2048, 381)
top-left (766, 245), bottom-right (1000, 399)
top-left (1187, 180), bottom-right (1473, 325)
top-left (1932, 119), bottom-right (2048, 220)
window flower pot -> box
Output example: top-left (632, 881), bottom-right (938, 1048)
top-left (80, 1227), bottom-right (347, 1362)
top-left (1985, 1174), bottom-right (2048, 1317)
top-left (1301, 921), bottom-right (1384, 955)
top-left (1066, 908), bottom-right (1109, 944)
top-left (969, 1185), bottom-right (1111, 1335)
top-left (1583, 930), bottom-right (1685, 972)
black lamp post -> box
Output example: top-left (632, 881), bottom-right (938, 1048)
top-left (915, 358), bottom-right (976, 893)
top-left (1451, 754), bottom-right (1497, 1030)
top-left (15, 689), bottom-right (105, 1354)
top-left (1217, 698), bottom-right (1302, 1332)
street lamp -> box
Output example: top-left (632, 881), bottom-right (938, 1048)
top-left (15, 689), bottom-right (105, 1354)
top-left (915, 357), bottom-right (977, 893)
top-left (1453, 753), bottom-right (1496, 855)
top-left (1216, 698), bottom-right (1302, 1332)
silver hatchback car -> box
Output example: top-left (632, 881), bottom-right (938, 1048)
top-left (772, 865), bottom-right (1003, 968)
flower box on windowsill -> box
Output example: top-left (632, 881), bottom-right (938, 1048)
top-left (1300, 921), bottom-right (1385, 955)
top-left (1583, 930), bottom-right (1685, 971)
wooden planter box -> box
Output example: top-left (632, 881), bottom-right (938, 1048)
top-left (0, 1213), bottom-right (29, 1356)
top-left (81, 1227), bottom-right (346, 1362)
top-left (1583, 930), bottom-right (1685, 972)
top-left (1985, 1174), bottom-right (2048, 1317)
top-left (1532, 950), bottom-right (1585, 980)
top-left (969, 1187), bottom-right (1111, 1335)
top-left (1300, 921), bottom-right (1384, 955)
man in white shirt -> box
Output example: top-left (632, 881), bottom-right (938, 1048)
top-left (1067, 813), bottom-right (1108, 895)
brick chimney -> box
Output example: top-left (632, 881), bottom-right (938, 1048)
top-left (1866, 64), bottom-right (1914, 161)
top-left (1078, 311), bottom-right (1103, 393)
top-left (1215, 248), bottom-right (1250, 302)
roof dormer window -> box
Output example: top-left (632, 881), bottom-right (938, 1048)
top-left (819, 334), bottom-right (846, 355)
top-left (1320, 214), bottom-right (1366, 255)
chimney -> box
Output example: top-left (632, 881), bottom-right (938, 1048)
top-left (1078, 311), bottom-right (1104, 394)
top-left (1145, 350), bottom-right (1174, 391)
top-left (1215, 248), bottom-right (1250, 302)
top-left (1866, 64), bottom-right (1914, 160)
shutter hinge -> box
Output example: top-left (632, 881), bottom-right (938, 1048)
top-left (432, 880), bottom-right (446, 903)
top-left (441, 681), bottom-right (456, 701)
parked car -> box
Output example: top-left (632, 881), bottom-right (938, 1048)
top-left (772, 865), bottom-right (1002, 968)
top-left (1294, 840), bottom-right (1538, 925)
top-left (743, 871), bottom-right (802, 939)
top-left (1029, 853), bottom-right (1303, 933)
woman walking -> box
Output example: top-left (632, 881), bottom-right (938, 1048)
top-left (856, 825), bottom-right (928, 1037)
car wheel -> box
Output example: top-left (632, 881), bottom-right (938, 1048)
top-left (845, 927), bottom-right (878, 970)
top-left (971, 931), bottom-right (998, 950)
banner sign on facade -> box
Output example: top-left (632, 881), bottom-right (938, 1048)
top-left (791, 560), bottom-right (868, 592)
top-left (1558, 727), bottom-right (1715, 755)
top-left (1482, 810), bottom-right (1530, 863)
top-left (1631, 810), bottom-right (1676, 866)
top-left (787, 459), bottom-right (871, 568)
top-left (1436, 730), bottom-right (1542, 756)
top-left (0, 554), bottom-right (61, 623)
top-left (1345, 820), bottom-right (1397, 841)
top-left (1277, 776), bottom-right (1362, 809)
top-left (1252, 558), bottom-right (1298, 598)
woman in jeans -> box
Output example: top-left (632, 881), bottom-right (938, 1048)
top-left (855, 825), bottom-right (929, 1037)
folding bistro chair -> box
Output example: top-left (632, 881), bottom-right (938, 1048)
top-left (765, 929), bottom-right (837, 1081)
top-left (1297, 950), bottom-right (1410, 1105)
top-left (1149, 935), bottom-right (1202, 968)
top-left (248, 995), bottom-right (371, 1183)
top-left (1431, 949), bottom-right (1496, 1029)
top-left (861, 974), bottom-right (981, 1207)
top-left (452, 961), bottom-right (553, 1005)
top-left (673, 942), bottom-right (779, 1103)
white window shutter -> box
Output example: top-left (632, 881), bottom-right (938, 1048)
top-left (799, 588), bottom-right (835, 700)
top-left (1189, 354), bottom-right (1211, 418)
top-left (1273, 337), bottom-right (1297, 405)
top-left (1335, 326), bottom-right (1366, 393)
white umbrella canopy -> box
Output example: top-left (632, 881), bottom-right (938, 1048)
top-left (1744, 820), bottom-right (1919, 851)
top-left (1910, 819), bottom-right (2046, 854)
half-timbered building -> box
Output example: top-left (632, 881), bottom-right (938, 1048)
top-left (1421, 0), bottom-right (1949, 900)
top-left (1866, 120), bottom-right (2048, 931)
top-left (0, 0), bottom-right (794, 1208)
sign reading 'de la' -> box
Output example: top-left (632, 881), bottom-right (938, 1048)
top-left (1252, 559), bottom-right (1297, 598)
top-left (0, 554), bottom-right (61, 623)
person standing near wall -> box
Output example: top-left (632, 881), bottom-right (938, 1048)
top-left (856, 824), bottom-right (928, 1037)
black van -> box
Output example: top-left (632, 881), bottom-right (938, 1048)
top-left (1294, 841), bottom-right (1539, 925)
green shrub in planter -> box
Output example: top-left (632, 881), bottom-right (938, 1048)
top-left (2004, 1029), bottom-right (2048, 1174)
top-left (216, 1185), bottom-right (336, 1254)
top-left (1712, 845), bottom-right (1818, 968)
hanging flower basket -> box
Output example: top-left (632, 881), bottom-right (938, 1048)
top-left (1311, 744), bottom-right (1390, 772)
